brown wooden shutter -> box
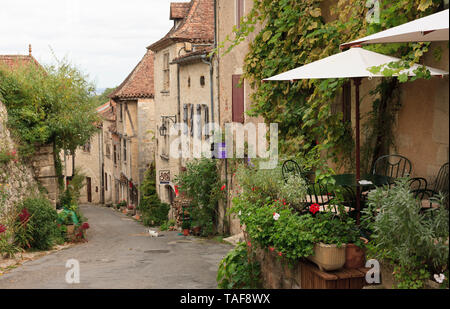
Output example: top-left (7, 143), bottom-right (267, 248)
top-left (237, 0), bottom-right (244, 28)
top-left (232, 74), bottom-right (244, 123)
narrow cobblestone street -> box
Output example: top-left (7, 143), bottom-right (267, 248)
top-left (0, 205), bottom-right (232, 289)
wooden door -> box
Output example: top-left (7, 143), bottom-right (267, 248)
top-left (86, 177), bottom-right (92, 203)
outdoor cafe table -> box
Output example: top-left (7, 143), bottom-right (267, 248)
top-left (332, 174), bottom-right (395, 190)
top-left (330, 174), bottom-right (395, 218)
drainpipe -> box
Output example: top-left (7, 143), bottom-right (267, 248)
top-left (99, 128), bottom-right (104, 205)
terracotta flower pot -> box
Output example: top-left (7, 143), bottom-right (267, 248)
top-left (344, 237), bottom-right (369, 269)
top-left (192, 226), bottom-right (201, 235)
top-left (307, 243), bottom-right (347, 272)
top-left (183, 229), bottom-right (190, 236)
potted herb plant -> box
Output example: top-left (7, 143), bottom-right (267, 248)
top-left (182, 220), bottom-right (191, 236)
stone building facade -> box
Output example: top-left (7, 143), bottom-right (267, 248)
top-left (213, 0), bottom-right (265, 235)
top-left (109, 49), bottom-right (156, 207)
top-left (148, 0), bottom-right (215, 207)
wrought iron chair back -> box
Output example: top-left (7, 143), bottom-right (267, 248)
top-left (299, 182), bottom-right (338, 214)
top-left (408, 177), bottom-right (428, 200)
top-left (372, 154), bottom-right (412, 179)
top-left (282, 160), bottom-right (304, 182)
top-left (433, 162), bottom-right (449, 195)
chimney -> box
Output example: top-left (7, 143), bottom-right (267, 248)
top-left (29, 44), bottom-right (32, 56)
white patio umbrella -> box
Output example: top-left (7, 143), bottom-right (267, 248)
top-left (264, 46), bottom-right (448, 224)
top-left (341, 9), bottom-right (449, 49)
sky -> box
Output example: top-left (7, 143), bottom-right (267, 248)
top-left (0, 0), bottom-right (189, 91)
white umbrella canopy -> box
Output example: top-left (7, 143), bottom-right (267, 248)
top-left (341, 9), bottom-right (449, 49)
top-left (264, 47), bottom-right (449, 81)
top-left (264, 46), bottom-right (448, 225)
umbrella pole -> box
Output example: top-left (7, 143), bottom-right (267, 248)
top-left (353, 77), bottom-right (362, 226)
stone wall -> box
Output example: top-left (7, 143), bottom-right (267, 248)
top-left (0, 100), bottom-right (40, 217)
top-left (31, 144), bottom-right (59, 207)
top-left (254, 248), bottom-right (302, 289)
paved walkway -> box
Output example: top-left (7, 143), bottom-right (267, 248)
top-left (0, 205), bottom-right (233, 289)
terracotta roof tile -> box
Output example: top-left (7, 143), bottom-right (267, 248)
top-left (96, 100), bottom-right (116, 121)
top-left (110, 50), bottom-right (155, 100)
top-left (0, 55), bottom-right (41, 70)
top-left (148, 0), bottom-right (214, 52)
top-left (170, 2), bottom-right (191, 20)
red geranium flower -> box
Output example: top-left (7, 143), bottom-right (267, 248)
top-left (0, 224), bottom-right (6, 234)
top-left (269, 247), bottom-right (275, 252)
top-left (81, 222), bottom-right (90, 230)
top-left (221, 185), bottom-right (226, 191)
top-left (309, 203), bottom-right (320, 215)
top-left (174, 185), bottom-right (179, 197)
top-left (278, 252), bottom-right (283, 257)
top-left (19, 208), bottom-right (30, 224)
top-left (247, 241), bottom-right (252, 247)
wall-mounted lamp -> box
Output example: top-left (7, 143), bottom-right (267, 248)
top-left (159, 115), bottom-right (177, 136)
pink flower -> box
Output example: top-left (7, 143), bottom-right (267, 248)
top-left (269, 247), bottom-right (275, 252)
top-left (278, 252), bottom-right (283, 257)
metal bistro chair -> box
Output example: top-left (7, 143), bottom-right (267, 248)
top-left (296, 181), bottom-right (341, 214)
top-left (372, 154), bottom-right (412, 179)
top-left (408, 177), bottom-right (428, 200)
top-left (420, 162), bottom-right (449, 210)
top-left (282, 160), bottom-right (305, 183)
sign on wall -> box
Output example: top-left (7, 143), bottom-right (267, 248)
top-left (159, 170), bottom-right (171, 184)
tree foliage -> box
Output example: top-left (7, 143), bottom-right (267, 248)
top-left (217, 0), bottom-right (443, 172)
top-left (0, 58), bottom-right (99, 158)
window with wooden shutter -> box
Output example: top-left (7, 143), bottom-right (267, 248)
top-left (183, 104), bottom-right (188, 135)
top-left (113, 145), bottom-right (117, 164)
top-left (163, 53), bottom-right (170, 91)
top-left (123, 139), bottom-right (127, 162)
top-left (190, 104), bottom-right (194, 137)
top-left (196, 104), bottom-right (202, 138)
top-left (236, 0), bottom-right (244, 28)
top-left (232, 74), bottom-right (245, 123)
top-left (204, 105), bottom-right (209, 136)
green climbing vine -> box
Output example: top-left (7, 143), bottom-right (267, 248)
top-left (216, 0), bottom-right (444, 173)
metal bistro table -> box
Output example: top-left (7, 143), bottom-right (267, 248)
top-left (333, 174), bottom-right (394, 189)
top-left (332, 174), bottom-right (395, 220)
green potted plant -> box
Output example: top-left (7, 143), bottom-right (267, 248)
top-left (192, 220), bottom-right (201, 236)
top-left (182, 220), bottom-right (191, 236)
top-left (307, 205), bottom-right (361, 271)
top-left (64, 214), bottom-right (75, 238)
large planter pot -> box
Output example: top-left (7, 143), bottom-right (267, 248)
top-left (66, 224), bottom-right (75, 236)
top-left (192, 226), bottom-right (201, 236)
top-left (183, 229), bottom-right (190, 236)
top-left (307, 243), bottom-right (347, 272)
top-left (344, 237), bottom-right (368, 269)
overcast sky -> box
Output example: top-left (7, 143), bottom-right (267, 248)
top-left (0, 0), bottom-right (189, 91)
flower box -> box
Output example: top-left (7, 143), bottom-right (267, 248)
top-left (307, 243), bottom-right (347, 272)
